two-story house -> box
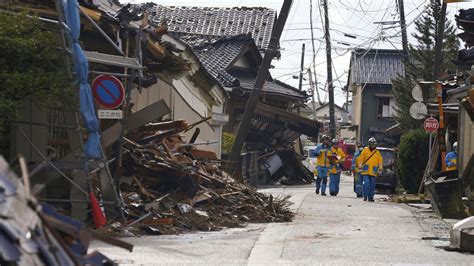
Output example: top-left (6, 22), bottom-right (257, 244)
top-left (346, 49), bottom-right (405, 146)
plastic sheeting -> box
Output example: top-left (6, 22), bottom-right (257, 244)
top-left (63, 0), bottom-right (101, 158)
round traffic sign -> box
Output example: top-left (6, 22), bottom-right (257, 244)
top-left (409, 102), bottom-right (428, 120)
top-left (412, 84), bottom-right (423, 102)
top-left (91, 75), bottom-right (125, 109)
top-left (424, 117), bottom-right (439, 133)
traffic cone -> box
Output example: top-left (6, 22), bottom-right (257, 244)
top-left (89, 191), bottom-right (106, 229)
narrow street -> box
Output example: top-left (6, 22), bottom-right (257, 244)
top-left (92, 174), bottom-right (471, 265)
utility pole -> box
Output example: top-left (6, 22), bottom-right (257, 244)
top-left (297, 43), bottom-right (305, 153)
top-left (398, 0), bottom-right (409, 62)
top-left (433, 1), bottom-right (448, 80)
top-left (308, 68), bottom-right (318, 120)
top-left (298, 43), bottom-right (305, 91)
top-left (228, 0), bottom-right (293, 164)
top-left (323, 0), bottom-right (336, 138)
top-left (433, 0), bottom-right (448, 171)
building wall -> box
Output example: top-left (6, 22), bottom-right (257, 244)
top-left (233, 56), bottom-right (250, 68)
top-left (459, 107), bottom-right (474, 174)
top-left (131, 78), bottom-right (173, 116)
top-left (359, 84), bottom-right (397, 145)
top-left (351, 85), bottom-right (362, 136)
top-left (340, 127), bottom-right (356, 140)
top-left (314, 105), bottom-right (347, 123)
top-left (130, 77), bottom-right (223, 155)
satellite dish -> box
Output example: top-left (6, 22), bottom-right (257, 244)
top-left (412, 84), bottom-right (423, 102)
top-left (409, 102), bottom-right (428, 120)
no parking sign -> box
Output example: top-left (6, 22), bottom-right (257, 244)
top-left (91, 75), bottom-right (125, 109)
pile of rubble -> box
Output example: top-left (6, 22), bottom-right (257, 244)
top-left (0, 157), bottom-right (132, 265)
top-left (109, 120), bottom-right (294, 235)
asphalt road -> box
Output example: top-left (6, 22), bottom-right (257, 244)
top-left (91, 173), bottom-right (472, 265)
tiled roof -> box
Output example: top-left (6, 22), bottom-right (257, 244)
top-left (172, 33), bottom-right (254, 86)
top-left (172, 33), bottom-right (307, 99)
top-left (145, 4), bottom-right (276, 51)
top-left (229, 69), bottom-right (308, 99)
top-left (350, 49), bottom-right (405, 85)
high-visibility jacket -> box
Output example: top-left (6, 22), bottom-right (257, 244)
top-left (329, 147), bottom-right (346, 174)
top-left (351, 150), bottom-right (361, 173)
top-left (312, 144), bottom-right (332, 168)
top-left (445, 151), bottom-right (457, 171)
top-left (358, 147), bottom-right (383, 177)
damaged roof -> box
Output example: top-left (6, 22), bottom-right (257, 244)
top-left (229, 69), bottom-right (308, 99)
top-left (349, 49), bottom-right (405, 85)
top-left (172, 33), bottom-right (308, 99)
top-left (173, 33), bottom-right (254, 87)
top-left (144, 4), bottom-right (277, 51)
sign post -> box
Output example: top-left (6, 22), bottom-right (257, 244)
top-left (91, 75), bottom-right (125, 110)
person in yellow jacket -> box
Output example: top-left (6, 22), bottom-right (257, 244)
top-left (312, 134), bottom-right (332, 195)
top-left (358, 137), bottom-right (383, 202)
top-left (351, 143), bottom-right (364, 198)
top-left (329, 139), bottom-right (346, 196)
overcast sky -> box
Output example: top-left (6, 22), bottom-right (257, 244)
top-left (123, 0), bottom-right (472, 106)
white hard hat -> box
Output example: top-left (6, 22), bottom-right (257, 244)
top-left (453, 142), bottom-right (458, 151)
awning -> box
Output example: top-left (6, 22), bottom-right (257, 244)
top-left (427, 103), bottom-right (459, 114)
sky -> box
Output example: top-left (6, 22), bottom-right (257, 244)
top-left (122, 0), bottom-right (473, 106)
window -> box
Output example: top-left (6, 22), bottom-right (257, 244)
top-left (377, 97), bottom-right (395, 118)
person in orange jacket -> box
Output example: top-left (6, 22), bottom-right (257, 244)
top-left (358, 137), bottom-right (383, 202)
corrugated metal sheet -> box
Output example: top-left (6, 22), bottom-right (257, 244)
top-left (350, 49), bottom-right (405, 85)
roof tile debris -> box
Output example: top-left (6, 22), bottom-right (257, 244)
top-left (145, 4), bottom-right (277, 51)
top-left (350, 49), bottom-right (405, 85)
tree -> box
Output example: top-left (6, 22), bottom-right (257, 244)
top-left (0, 12), bottom-right (74, 156)
top-left (392, 0), bottom-right (459, 130)
top-left (397, 129), bottom-right (429, 193)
